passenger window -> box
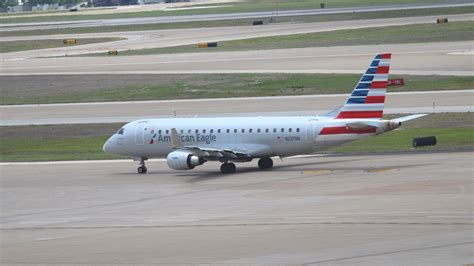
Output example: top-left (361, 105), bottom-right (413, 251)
top-left (158, 130), bottom-right (162, 134)
top-left (281, 128), bottom-right (284, 132)
top-left (241, 129), bottom-right (245, 133)
top-left (188, 129), bottom-right (191, 134)
top-left (249, 129), bottom-right (253, 133)
top-left (273, 128), bottom-right (277, 133)
top-left (165, 130), bottom-right (169, 134)
top-left (217, 129), bottom-right (221, 133)
top-left (234, 129), bottom-right (237, 133)
top-left (296, 128), bottom-right (300, 132)
top-left (195, 129), bottom-right (199, 133)
top-left (117, 128), bottom-right (124, 135)
top-left (266, 129), bottom-right (269, 133)
top-left (226, 129), bottom-right (230, 133)
top-left (203, 129), bottom-right (206, 133)
top-left (210, 129), bottom-right (214, 133)
top-left (257, 129), bottom-right (261, 133)
top-left (289, 128), bottom-right (292, 132)
top-left (180, 129), bottom-right (184, 134)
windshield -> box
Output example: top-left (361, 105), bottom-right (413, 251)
top-left (116, 128), bottom-right (124, 135)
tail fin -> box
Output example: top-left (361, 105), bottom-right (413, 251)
top-left (335, 53), bottom-right (391, 119)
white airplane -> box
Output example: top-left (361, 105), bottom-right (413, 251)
top-left (103, 53), bottom-right (426, 174)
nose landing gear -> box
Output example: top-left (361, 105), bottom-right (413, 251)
top-left (135, 157), bottom-right (148, 174)
top-left (138, 166), bottom-right (147, 174)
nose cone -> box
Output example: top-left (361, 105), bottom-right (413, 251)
top-left (103, 137), bottom-right (115, 154)
top-left (103, 139), bottom-right (111, 153)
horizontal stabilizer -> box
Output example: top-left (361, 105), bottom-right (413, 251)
top-left (392, 114), bottom-right (428, 123)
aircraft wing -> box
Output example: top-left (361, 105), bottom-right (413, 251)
top-left (182, 146), bottom-right (252, 160)
top-left (171, 128), bottom-right (252, 161)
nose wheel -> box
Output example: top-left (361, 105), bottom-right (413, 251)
top-left (137, 166), bottom-right (147, 174)
top-left (220, 162), bottom-right (236, 174)
top-left (136, 157), bottom-right (148, 174)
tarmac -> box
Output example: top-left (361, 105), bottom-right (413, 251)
top-left (3, 3), bottom-right (473, 32)
top-left (2, 14), bottom-right (473, 59)
top-left (1, 152), bottom-right (472, 264)
top-left (2, 41), bottom-right (472, 76)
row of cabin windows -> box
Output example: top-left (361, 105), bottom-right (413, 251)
top-left (155, 128), bottom-right (301, 134)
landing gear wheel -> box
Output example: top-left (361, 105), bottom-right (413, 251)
top-left (258, 157), bottom-right (273, 170)
top-left (220, 162), bottom-right (236, 174)
top-left (137, 166), bottom-right (147, 174)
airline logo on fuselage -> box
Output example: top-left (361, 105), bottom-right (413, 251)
top-left (150, 131), bottom-right (217, 145)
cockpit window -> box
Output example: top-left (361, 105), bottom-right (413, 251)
top-left (117, 128), bottom-right (124, 135)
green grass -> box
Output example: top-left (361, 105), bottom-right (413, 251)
top-left (0, 113), bottom-right (472, 162)
top-left (0, 137), bottom-right (123, 162)
top-left (0, 37), bottom-right (123, 53)
top-left (3, 6), bottom-right (473, 37)
top-left (329, 128), bottom-right (474, 153)
top-left (105, 21), bottom-right (474, 56)
top-left (0, 0), bottom-right (467, 24)
top-left (2, 74), bottom-right (472, 105)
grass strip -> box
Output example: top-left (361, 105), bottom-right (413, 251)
top-left (0, 113), bottom-right (472, 162)
top-left (1, 74), bottom-right (472, 105)
top-left (102, 21), bottom-right (474, 56)
top-left (0, 37), bottom-right (123, 53)
top-left (330, 128), bottom-right (473, 153)
top-left (2, 6), bottom-right (473, 37)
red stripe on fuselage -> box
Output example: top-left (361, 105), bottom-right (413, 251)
top-left (336, 111), bottom-right (383, 119)
top-left (381, 54), bottom-right (391, 59)
top-left (364, 96), bottom-right (385, 103)
top-left (320, 126), bottom-right (376, 135)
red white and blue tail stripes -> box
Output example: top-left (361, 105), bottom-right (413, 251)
top-left (336, 53), bottom-right (391, 119)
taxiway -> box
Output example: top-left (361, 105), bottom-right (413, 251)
top-left (1, 90), bottom-right (472, 125)
top-left (1, 152), bottom-right (472, 264)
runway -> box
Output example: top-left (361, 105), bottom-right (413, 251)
top-left (3, 2), bottom-right (473, 32)
top-left (1, 90), bottom-right (472, 125)
top-left (2, 41), bottom-right (473, 76)
top-left (2, 14), bottom-right (473, 60)
top-left (1, 152), bottom-right (472, 264)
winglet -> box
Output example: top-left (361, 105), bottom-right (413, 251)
top-left (171, 128), bottom-right (183, 148)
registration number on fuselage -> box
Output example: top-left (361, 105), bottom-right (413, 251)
top-left (284, 136), bottom-right (301, 141)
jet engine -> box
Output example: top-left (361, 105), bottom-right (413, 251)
top-left (166, 150), bottom-right (205, 170)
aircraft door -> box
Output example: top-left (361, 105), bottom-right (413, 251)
top-left (135, 121), bottom-right (147, 145)
top-left (306, 119), bottom-right (319, 143)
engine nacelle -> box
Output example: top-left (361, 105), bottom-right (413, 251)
top-left (166, 150), bottom-right (205, 170)
top-left (376, 120), bottom-right (402, 134)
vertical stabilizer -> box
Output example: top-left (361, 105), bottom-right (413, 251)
top-left (335, 53), bottom-right (391, 119)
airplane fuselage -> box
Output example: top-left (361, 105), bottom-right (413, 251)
top-left (103, 116), bottom-right (378, 159)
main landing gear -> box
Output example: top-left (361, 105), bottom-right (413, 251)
top-left (220, 162), bottom-right (236, 174)
top-left (220, 158), bottom-right (273, 174)
top-left (136, 157), bottom-right (148, 174)
top-left (258, 157), bottom-right (273, 170)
